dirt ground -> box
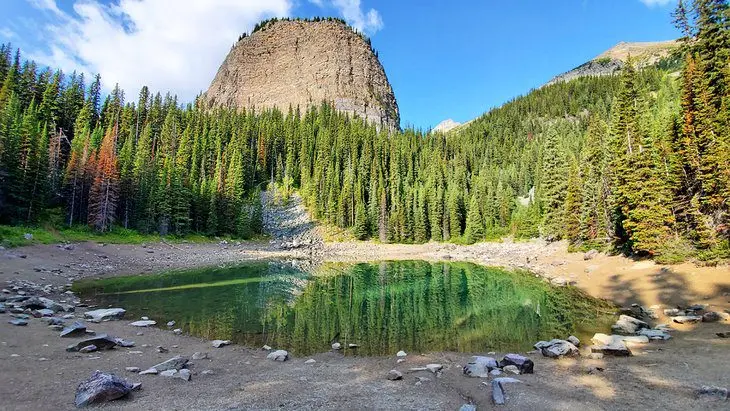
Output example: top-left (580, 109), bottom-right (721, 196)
top-left (0, 239), bottom-right (728, 410)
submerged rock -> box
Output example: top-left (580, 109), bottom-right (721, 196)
top-left (267, 350), bottom-right (289, 362)
top-left (74, 371), bottom-right (134, 408)
top-left (84, 308), bottom-right (126, 322)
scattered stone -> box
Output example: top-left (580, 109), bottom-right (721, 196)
top-left (36, 308), bottom-right (55, 317)
top-left (426, 364), bottom-right (443, 373)
top-left (638, 329), bottom-right (672, 340)
top-left (262, 345), bottom-right (272, 351)
top-left (503, 365), bottom-right (520, 375)
top-left (160, 370), bottom-right (177, 377)
top-left (696, 385), bottom-right (729, 401)
top-left (567, 335), bottom-right (581, 347)
top-left (387, 370), bottom-right (403, 380)
top-left (396, 350), bottom-right (407, 357)
top-left (173, 329), bottom-right (182, 335)
top-left (331, 342), bottom-right (341, 350)
top-left (84, 308), bottom-right (126, 322)
top-left (141, 316), bottom-right (149, 321)
top-left (66, 335), bottom-right (118, 352)
top-left (663, 308), bottom-right (681, 316)
top-left (192, 352), bottom-right (208, 360)
top-left (74, 371), bottom-right (134, 408)
top-left (166, 321), bottom-right (175, 327)
top-left (177, 369), bottom-right (191, 381)
top-left (671, 315), bottom-right (702, 324)
top-left (211, 340), bottom-right (230, 348)
top-left (612, 315), bottom-right (649, 334)
top-left (8, 319), bottom-right (28, 326)
top-left (499, 354), bottom-right (534, 374)
top-left (463, 356), bottom-right (498, 378)
top-left (114, 338), bottom-right (135, 348)
top-left (125, 367), bottom-right (140, 373)
top-left (459, 404), bottom-right (477, 411)
top-left (139, 368), bottom-right (158, 375)
top-left (46, 317), bottom-right (65, 326)
top-left (156, 346), bottom-right (168, 353)
top-left (267, 350), bottom-right (289, 362)
top-left (201, 370), bottom-right (214, 375)
top-left (348, 343), bottom-right (359, 349)
top-left (129, 320), bottom-right (156, 327)
top-left (304, 359), bottom-right (316, 364)
top-left (79, 345), bottom-right (98, 353)
top-left (583, 249), bottom-right (598, 260)
top-left (151, 356), bottom-right (188, 372)
top-left (490, 377), bottom-right (522, 405)
top-left (702, 312), bottom-right (721, 322)
top-left (397, 359), bottom-right (405, 363)
top-left (60, 321), bottom-right (87, 338)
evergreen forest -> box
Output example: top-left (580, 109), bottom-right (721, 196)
top-left (0, 0), bottom-right (727, 262)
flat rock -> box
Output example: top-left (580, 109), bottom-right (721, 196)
top-left (129, 320), bottom-right (156, 327)
top-left (74, 371), bottom-right (133, 408)
top-left (211, 339), bottom-right (231, 348)
top-left (114, 338), bottom-right (135, 348)
top-left (426, 363), bottom-right (443, 373)
top-left (491, 377), bottom-right (522, 405)
top-left (591, 333), bottom-right (649, 346)
top-left (66, 334), bottom-right (118, 352)
top-left (541, 340), bottom-right (579, 358)
top-left (177, 369), bottom-right (191, 381)
top-left (139, 368), bottom-right (158, 375)
top-left (304, 359), bottom-right (316, 364)
top-left (267, 350), bottom-right (289, 361)
top-left (160, 370), bottom-right (177, 377)
top-left (79, 345), bottom-right (98, 353)
top-left (638, 329), bottom-right (672, 340)
top-left (60, 321), bottom-right (87, 338)
top-left (84, 308), bottom-right (126, 322)
top-left (590, 343), bottom-right (631, 357)
top-left (463, 356), bottom-right (498, 378)
top-left (9, 319), bottom-right (28, 326)
top-left (125, 367), bottom-right (140, 373)
top-left (192, 352), bottom-right (208, 360)
top-left (151, 356), bottom-right (188, 372)
top-left (671, 315), bottom-right (702, 324)
top-left (387, 370), bottom-right (403, 380)
top-left (459, 405), bottom-right (477, 411)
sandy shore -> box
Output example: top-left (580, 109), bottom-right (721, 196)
top-left (0, 239), bottom-right (728, 410)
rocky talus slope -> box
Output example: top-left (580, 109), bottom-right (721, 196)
top-left (203, 20), bottom-right (399, 129)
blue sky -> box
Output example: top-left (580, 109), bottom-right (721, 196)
top-left (0, 0), bottom-right (680, 129)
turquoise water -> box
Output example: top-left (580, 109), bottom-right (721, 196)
top-left (74, 260), bottom-right (613, 355)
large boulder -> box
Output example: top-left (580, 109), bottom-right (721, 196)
top-left (74, 371), bottom-right (134, 408)
top-left (84, 308), bottom-right (126, 322)
top-left (536, 339), bottom-right (579, 358)
top-left (267, 350), bottom-right (289, 362)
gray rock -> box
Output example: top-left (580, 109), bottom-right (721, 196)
top-left (9, 319), bottom-right (28, 326)
top-left (426, 363), bottom-right (443, 373)
top-left (60, 321), bottom-right (87, 338)
top-left (66, 335), bottom-right (118, 352)
top-left (267, 350), bottom-right (289, 361)
top-left (114, 338), bottom-right (135, 348)
top-left (664, 308), bottom-right (682, 316)
top-left (459, 405), bottom-right (476, 411)
top-left (79, 345), bottom-right (98, 353)
top-left (490, 369), bottom-right (502, 376)
top-left (156, 346), bottom-right (168, 353)
top-left (46, 317), bottom-right (65, 326)
top-left (503, 365), bottom-right (520, 375)
top-left (696, 385), bottom-right (729, 400)
top-left (463, 356), bottom-right (498, 378)
top-left (211, 339), bottom-right (231, 348)
top-left (74, 371), bottom-right (134, 407)
top-left (129, 320), bottom-right (156, 327)
top-left (541, 340), bottom-right (579, 358)
top-left (612, 315), bottom-right (649, 334)
top-left (591, 333), bottom-right (648, 346)
top-left (387, 370), bottom-right (403, 380)
top-left (125, 367), bottom-right (140, 373)
top-left (151, 356), bottom-right (188, 372)
top-left (84, 308), bottom-right (126, 322)
top-left (304, 359), bottom-right (316, 364)
top-left (500, 354), bottom-right (534, 374)
top-left (331, 342), bottom-right (341, 350)
top-left (396, 350), bottom-right (407, 357)
top-left (22, 296), bottom-right (65, 312)
top-left (192, 352), bottom-right (208, 360)
top-left (138, 368), bottom-right (158, 375)
top-left (638, 329), bottom-right (672, 340)
top-left (567, 335), bottom-right (581, 346)
top-left (166, 321), bottom-right (175, 327)
top-left (159, 370), bottom-right (177, 377)
top-left (671, 315), bottom-right (702, 324)
top-left (491, 377), bottom-right (522, 405)
top-left (177, 369), bottom-right (191, 381)
top-left (37, 308), bottom-right (55, 317)
top-left (590, 343), bottom-right (631, 357)
top-left (173, 328), bottom-right (182, 335)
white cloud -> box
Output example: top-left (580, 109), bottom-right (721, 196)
top-left (312, 0), bottom-right (383, 34)
top-left (0, 27), bottom-right (17, 40)
top-left (639, 0), bottom-right (675, 7)
top-left (26, 0), bottom-right (291, 102)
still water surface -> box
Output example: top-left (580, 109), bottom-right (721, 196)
top-left (74, 260), bottom-right (614, 355)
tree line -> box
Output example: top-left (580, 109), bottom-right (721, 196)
top-left (0, 0), bottom-right (727, 261)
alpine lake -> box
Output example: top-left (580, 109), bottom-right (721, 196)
top-left (73, 260), bottom-right (616, 356)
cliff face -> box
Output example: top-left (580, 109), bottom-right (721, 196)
top-left (202, 19), bottom-right (400, 129)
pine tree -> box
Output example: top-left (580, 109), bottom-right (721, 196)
top-left (464, 193), bottom-right (484, 244)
